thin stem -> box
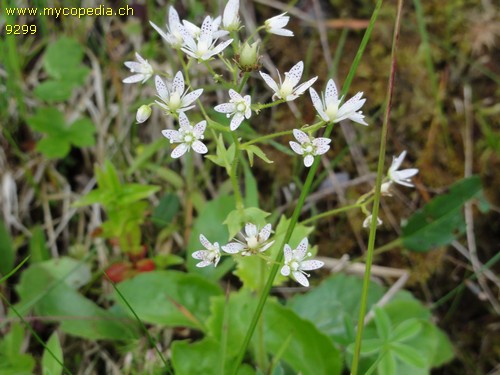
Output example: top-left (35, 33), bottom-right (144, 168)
top-left (253, 99), bottom-right (285, 111)
top-left (232, 0), bottom-right (384, 372)
top-left (301, 203), bottom-right (363, 226)
top-left (177, 50), bottom-right (191, 87)
top-left (241, 130), bottom-right (292, 147)
top-left (238, 72), bottom-right (250, 92)
top-left (350, 1), bottom-right (403, 374)
top-left (230, 133), bottom-right (244, 211)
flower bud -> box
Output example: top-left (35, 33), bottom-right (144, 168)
top-left (238, 41), bottom-right (260, 70)
top-left (136, 105), bottom-right (152, 123)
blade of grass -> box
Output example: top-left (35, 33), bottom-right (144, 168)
top-left (350, 0), bottom-right (404, 373)
top-left (231, 1), bottom-right (384, 372)
top-left (0, 256), bottom-right (30, 285)
top-left (105, 273), bottom-right (172, 374)
top-left (0, 293), bottom-right (72, 375)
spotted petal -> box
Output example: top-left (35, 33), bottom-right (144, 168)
top-left (222, 242), bottom-right (244, 254)
top-left (292, 271), bottom-right (309, 287)
top-left (155, 76), bottom-right (169, 101)
top-left (259, 224), bottom-right (272, 242)
top-left (301, 260), bottom-right (324, 271)
top-left (285, 61), bottom-right (303, 87)
top-left (259, 71), bottom-right (279, 95)
top-left (293, 129), bottom-right (309, 144)
top-left (192, 140), bottom-right (207, 154)
top-left (289, 141), bottom-right (304, 155)
top-left (295, 237), bottom-right (309, 260)
top-left (171, 143), bottom-right (189, 158)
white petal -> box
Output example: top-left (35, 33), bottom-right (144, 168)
top-left (325, 79), bottom-right (338, 102)
top-left (199, 234), bottom-right (212, 249)
top-left (192, 140), bottom-right (208, 154)
top-left (259, 224), bottom-right (272, 242)
top-left (200, 16), bottom-right (213, 41)
top-left (281, 265), bottom-right (291, 276)
top-left (314, 144), bottom-right (330, 155)
top-left (295, 237), bottom-right (309, 259)
top-left (196, 260), bottom-right (212, 268)
top-left (155, 76), bottom-right (169, 100)
top-left (309, 88), bottom-right (322, 109)
top-left (124, 61), bottom-right (144, 71)
top-left (192, 250), bottom-right (207, 260)
top-left (391, 151), bottom-right (407, 171)
top-left (214, 103), bottom-right (235, 114)
top-left (283, 244), bottom-right (293, 262)
top-left (181, 89), bottom-right (204, 107)
top-left (149, 21), bottom-right (171, 44)
top-left (245, 223), bottom-right (258, 238)
top-left (222, 242), bottom-right (244, 254)
top-left (269, 28), bottom-right (294, 37)
top-left (171, 143), bottom-right (189, 158)
top-left (304, 155), bottom-right (314, 167)
top-left (168, 6), bottom-right (180, 28)
top-left (205, 39), bottom-right (233, 59)
top-left (230, 113), bottom-right (244, 131)
top-left (223, 0), bottom-right (239, 28)
top-left (172, 71), bottom-right (185, 94)
top-left (292, 271), bottom-right (309, 287)
top-left (294, 76), bottom-right (318, 96)
top-left (312, 137), bottom-right (331, 147)
top-left (286, 61), bottom-right (303, 87)
top-left (123, 74), bottom-right (145, 84)
top-left (259, 72), bottom-right (279, 95)
top-left (289, 141), bottom-right (304, 155)
top-left (300, 260), bottom-right (324, 271)
top-left (193, 121), bottom-right (207, 137)
top-left (292, 129), bottom-right (309, 144)
top-left (161, 129), bottom-right (181, 142)
top-left (178, 112), bottom-right (190, 129)
top-left (228, 89), bottom-right (242, 101)
top-left (259, 241), bottom-right (275, 253)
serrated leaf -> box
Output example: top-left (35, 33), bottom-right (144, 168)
top-left (246, 145), bottom-right (273, 164)
top-left (42, 333), bottom-right (63, 375)
top-left (402, 176), bottom-right (482, 252)
top-left (390, 319), bottom-right (421, 342)
top-left (67, 117), bottom-right (96, 147)
top-left (26, 108), bottom-right (65, 134)
top-left (34, 81), bottom-right (74, 102)
top-left (374, 307), bottom-right (392, 341)
top-left (390, 342), bottom-right (426, 368)
top-left (36, 137), bottom-right (71, 159)
top-left (223, 207), bottom-right (270, 239)
top-left (377, 351), bottom-right (396, 375)
top-left (44, 37), bottom-right (86, 80)
top-left (113, 271), bottom-right (222, 330)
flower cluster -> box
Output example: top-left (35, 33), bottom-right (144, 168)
top-left (192, 223), bottom-right (323, 287)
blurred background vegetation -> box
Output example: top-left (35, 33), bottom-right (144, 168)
top-left (0, 0), bottom-right (499, 373)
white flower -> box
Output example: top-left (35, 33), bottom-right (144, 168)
top-left (136, 105), bottom-right (152, 123)
top-left (192, 234), bottom-right (221, 267)
top-left (260, 61), bottom-right (317, 101)
top-left (264, 12), bottom-right (293, 37)
top-left (123, 52), bottom-right (154, 84)
top-left (223, 0), bottom-right (240, 31)
top-left (289, 129), bottom-right (331, 167)
top-left (362, 214), bottom-right (382, 228)
top-left (280, 238), bottom-right (324, 287)
top-left (149, 6), bottom-right (185, 49)
top-left (161, 112), bottom-right (208, 158)
top-left (388, 150), bottom-right (419, 187)
top-left (183, 16), bottom-right (229, 40)
top-left (309, 79), bottom-right (368, 125)
top-left (155, 72), bottom-right (203, 115)
top-left (214, 89), bottom-right (252, 130)
top-left (222, 223), bottom-right (274, 256)
top-left (181, 16), bottom-right (233, 61)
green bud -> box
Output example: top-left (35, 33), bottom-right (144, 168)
top-left (239, 41), bottom-right (260, 70)
top-left (136, 104), bottom-right (152, 123)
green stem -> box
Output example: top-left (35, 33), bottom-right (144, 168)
top-left (230, 133), bottom-right (244, 211)
top-left (238, 72), bottom-right (250, 92)
top-left (350, 1), bottom-right (402, 374)
top-left (242, 130), bottom-right (292, 147)
top-left (177, 50), bottom-right (191, 87)
top-left (301, 203), bottom-right (363, 226)
top-left (232, 0), bottom-right (384, 372)
top-left (253, 99), bottom-right (286, 111)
